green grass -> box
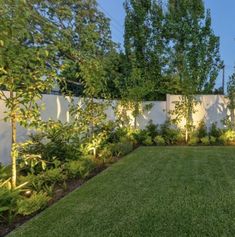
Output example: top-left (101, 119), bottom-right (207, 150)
top-left (8, 146), bottom-right (235, 237)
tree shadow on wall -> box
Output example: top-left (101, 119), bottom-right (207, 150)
top-left (204, 95), bottom-right (228, 129)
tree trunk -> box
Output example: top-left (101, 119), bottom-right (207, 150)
top-left (133, 102), bottom-right (139, 129)
top-left (10, 91), bottom-right (17, 189)
top-left (185, 128), bottom-right (188, 143)
top-left (231, 110), bottom-right (235, 129)
top-left (231, 101), bottom-right (235, 130)
top-left (134, 116), bottom-right (137, 129)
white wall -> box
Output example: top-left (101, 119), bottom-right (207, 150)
top-left (167, 94), bottom-right (230, 129)
top-left (0, 93), bottom-right (231, 165)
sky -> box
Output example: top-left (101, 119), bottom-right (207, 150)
top-left (97, 0), bottom-right (235, 89)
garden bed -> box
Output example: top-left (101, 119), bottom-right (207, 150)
top-left (0, 163), bottom-right (109, 237)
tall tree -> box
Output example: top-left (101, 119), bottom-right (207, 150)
top-left (227, 71), bottom-right (235, 129)
top-left (33, 0), bottom-right (116, 98)
top-left (124, 0), bottom-right (168, 99)
top-left (167, 0), bottom-right (222, 140)
top-left (0, 0), bottom-right (56, 188)
top-left (167, 0), bottom-right (222, 94)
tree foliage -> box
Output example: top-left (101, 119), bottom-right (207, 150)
top-left (167, 0), bottom-right (222, 94)
top-left (0, 0), bottom-right (57, 188)
top-left (227, 71), bottom-right (235, 129)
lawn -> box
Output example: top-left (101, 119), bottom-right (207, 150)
top-left (7, 147), bottom-right (235, 237)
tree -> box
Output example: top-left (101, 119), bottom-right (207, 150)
top-left (227, 71), bottom-right (235, 129)
top-left (0, 1), bottom-right (56, 188)
top-left (124, 0), bottom-right (167, 101)
top-left (33, 0), bottom-right (116, 98)
top-left (166, 0), bottom-right (222, 140)
top-left (167, 0), bottom-right (222, 93)
top-left (122, 0), bottom-right (164, 127)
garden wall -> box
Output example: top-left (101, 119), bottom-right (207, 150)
top-left (0, 93), bottom-right (230, 164)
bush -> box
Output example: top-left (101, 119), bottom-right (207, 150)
top-left (160, 121), bottom-right (181, 145)
top-left (188, 137), bottom-right (199, 146)
top-left (131, 129), bottom-right (149, 145)
top-left (201, 136), bottom-right (210, 145)
top-left (42, 168), bottom-right (66, 184)
top-left (219, 130), bottom-right (235, 145)
top-left (209, 123), bottom-right (221, 138)
top-left (197, 120), bottom-right (207, 139)
top-left (27, 168), bottom-right (67, 191)
top-left (64, 159), bottom-right (94, 179)
top-left (97, 146), bottom-right (113, 162)
top-left (154, 136), bottom-right (165, 146)
top-left (145, 121), bottom-right (158, 139)
top-left (110, 142), bottom-right (133, 157)
top-left (18, 122), bottom-right (81, 172)
top-left (108, 126), bottom-right (128, 143)
top-left (143, 136), bottom-right (153, 146)
top-left (210, 136), bottom-right (217, 145)
top-left (17, 191), bottom-right (50, 216)
top-left (0, 187), bottom-right (19, 223)
top-left (175, 133), bottom-right (185, 144)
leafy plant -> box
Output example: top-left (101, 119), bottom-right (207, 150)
top-left (64, 159), bottom-right (94, 179)
top-left (146, 121), bottom-right (158, 139)
top-left (160, 121), bottom-right (181, 145)
top-left (210, 136), bottom-right (217, 145)
top-left (131, 129), bottom-right (149, 145)
top-left (201, 136), bottom-right (210, 145)
top-left (0, 187), bottom-right (19, 223)
top-left (154, 136), bottom-right (165, 146)
top-left (209, 123), bottom-right (221, 138)
top-left (197, 120), bottom-right (208, 139)
top-left (219, 130), bottom-right (235, 145)
top-left (107, 126), bottom-right (128, 143)
top-left (17, 191), bottom-right (50, 216)
top-left (110, 142), bottom-right (133, 157)
top-left (143, 136), bottom-right (153, 146)
top-left (98, 146), bottom-right (113, 163)
top-left (188, 137), bottom-right (199, 146)
top-left (41, 168), bottom-right (67, 185)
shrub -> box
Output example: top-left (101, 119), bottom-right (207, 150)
top-left (219, 130), bottom-right (235, 145)
top-left (17, 191), bottom-right (50, 216)
top-left (143, 136), bottom-right (153, 146)
top-left (197, 120), bottom-right (207, 139)
top-left (209, 123), bottom-right (221, 138)
top-left (110, 142), bottom-right (133, 157)
top-left (210, 136), bottom-right (217, 145)
top-left (98, 146), bottom-right (113, 163)
top-left (108, 126), bottom-right (128, 143)
top-left (154, 136), bottom-right (165, 146)
top-left (26, 168), bottom-right (67, 191)
top-left (0, 187), bottom-right (19, 223)
top-left (131, 129), bottom-right (149, 145)
top-left (64, 159), bottom-right (94, 179)
top-left (176, 133), bottom-right (185, 144)
top-left (42, 168), bottom-right (66, 184)
top-left (201, 136), bottom-right (210, 145)
top-left (28, 175), bottom-right (45, 192)
top-left (145, 120), bottom-right (158, 139)
top-left (0, 165), bottom-right (10, 180)
top-left (18, 122), bottom-right (81, 171)
top-left (160, 120), bottom-right (181, 145)
top-left (188, 137), bottom-right (199, 146)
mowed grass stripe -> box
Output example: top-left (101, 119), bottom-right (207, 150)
top-left (8, 147), bottom-right (235, 237)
